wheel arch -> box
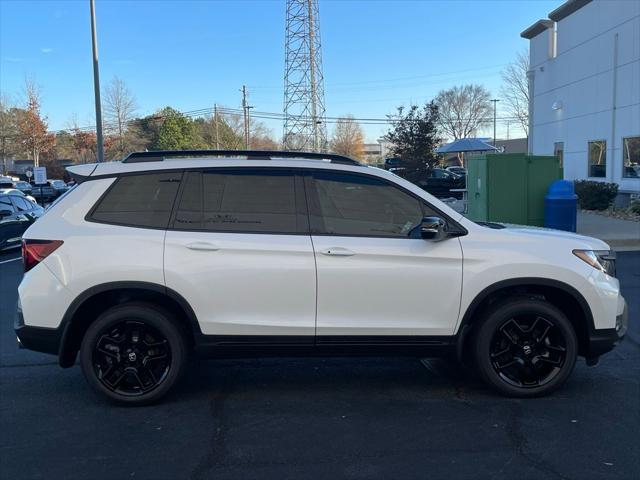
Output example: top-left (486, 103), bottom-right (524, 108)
top-left (58, 281), bottom-right (200, 367)
top-left (456, 278), bottom-right (595, 361)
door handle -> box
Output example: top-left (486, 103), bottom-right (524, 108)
top-left (185, 242), bottom-right (220, 251)
top-left (320, 247), bottom-right (355, 257)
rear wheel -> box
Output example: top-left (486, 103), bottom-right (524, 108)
top-left (474, 297), bottom-right (577, 397)
top-left (80, 302), bottom-right (187, 405)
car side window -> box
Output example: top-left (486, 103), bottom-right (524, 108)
top-left (0, 196), bottom-right (15, 213)
top-left (308, 172), bottom-right (425, 237)
top-left (10, 196), bottom-right (32, 212)
top-left (173, 169), bottom-right (301, 234)
top-left (89, 172), bottom-right (182, 228)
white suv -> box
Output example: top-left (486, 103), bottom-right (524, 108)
top-left (15, 150), bottom-right (627, 405)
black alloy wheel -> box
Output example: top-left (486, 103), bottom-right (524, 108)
top-left (489, 314), bottom-right (567, 388)
top-left (93, 320), bottom-right (171, 396)
top-left (80, 302), bottom-right (187, 405)
top-left (474, 297), bottom-right (577, 397)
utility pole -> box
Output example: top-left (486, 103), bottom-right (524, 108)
top-left (241, 85), bottom-right (249, 149)
top-left (90, 0), bottom-right (104, 163)
top-left (491, 99), bottom-right (500, 147)
top-left (214, 104), bottom-right (220, 149)
top-left (241, 86), bottom-right (254, 149)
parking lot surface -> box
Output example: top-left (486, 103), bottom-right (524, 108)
top-left (1, 250), bottom-right (638, 480)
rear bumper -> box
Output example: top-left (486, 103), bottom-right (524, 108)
top-left (14, 307), bottom-right (61, 356)
top-left (585, 298), bottom-right (628, 359)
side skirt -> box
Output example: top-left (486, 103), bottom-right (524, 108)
top-left (194, 335), bottom-right (457, 359)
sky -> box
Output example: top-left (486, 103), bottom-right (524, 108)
top-left (0, 0), bottom-right (560, 142)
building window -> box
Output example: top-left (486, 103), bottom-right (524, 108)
top-left (622, 136), bottom-right (640, 178)
top-left (588, 140), bottom-right (606, 178)
top-left (554, 142), bottom-right (564, 168)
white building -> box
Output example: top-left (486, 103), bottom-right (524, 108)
top-left (521, 0), bottom-right (640, 202)
top-left (362, 140), bottom-right (392, 165)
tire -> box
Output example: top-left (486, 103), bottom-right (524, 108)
top-left (473, 297), bottom-right (577, 398)
top-left (80, 302), bottom-right (188, 406)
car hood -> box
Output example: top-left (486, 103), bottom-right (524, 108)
top-left (497, 223), bottom-right (610, 250)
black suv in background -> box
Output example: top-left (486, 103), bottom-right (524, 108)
top-left (30, 182), bottom-right (58, 203)
top-left (0, 192), bottom-right (44, 250)
top-left (384, 159), bottom-right (465, 199)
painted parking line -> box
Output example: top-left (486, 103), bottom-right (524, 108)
top-left (0, 257), bottom-right (21, 265)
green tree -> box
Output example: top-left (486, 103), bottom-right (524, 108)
top-left (383, 102), bottom-right (441, 170)
top-left (156, 107), bottom-right (194, 150)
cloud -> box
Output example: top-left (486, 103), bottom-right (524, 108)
top-left (40, 48), bottom-right (54, 54)
top-left (4, 56), bottom-right (25, 63)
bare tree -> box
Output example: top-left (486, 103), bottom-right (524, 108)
top-left (104, 76), bottom-right (138, 158)
top-left (330, 116), bottom-right (365, 160)
top-left (501, 50), bottom-right (529, 137)
top-left (434, 84), bottom-right (492, 140)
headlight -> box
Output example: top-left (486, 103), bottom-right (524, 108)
top-left (573, 249), bottom-right (616, 276)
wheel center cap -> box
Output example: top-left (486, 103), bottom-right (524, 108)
top-left (128, 352), bottom-right (137, 362)
top-left (523, 345), bottom-right (532, 355)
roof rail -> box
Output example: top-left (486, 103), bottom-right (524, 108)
top-left (122, 150), bottom-right (362, 166)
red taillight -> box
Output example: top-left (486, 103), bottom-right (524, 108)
top-left (22, 239), bottom-right (63, 273)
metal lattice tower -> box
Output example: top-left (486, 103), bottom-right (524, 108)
top-left (283, 0), bottom-right (327, 152)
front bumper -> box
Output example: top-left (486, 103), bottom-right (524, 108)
top-left (585, 298), bottom-right (628, 359)
top-left (14, 306), bottom-right (61, 356)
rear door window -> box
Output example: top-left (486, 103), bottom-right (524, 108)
top-left (173, 169), bottom-right (303, 233)
top-left (89, 172), bottom-right (182, 228)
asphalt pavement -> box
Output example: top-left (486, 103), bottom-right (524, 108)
top-left (0, 249), bottom-right (638, 480)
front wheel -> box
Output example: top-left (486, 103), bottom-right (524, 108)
top-left (80, 302), bottom-right (188, 405)
top-left (474, 297), bottom-right (577, 397)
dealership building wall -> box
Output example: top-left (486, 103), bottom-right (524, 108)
top-left (522, 0), bottom-right (640, 201)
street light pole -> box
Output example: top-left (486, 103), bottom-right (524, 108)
top-left (491, 99), bottom-right (500, 147)
top-left (90, 0), bottom-right (104, 163)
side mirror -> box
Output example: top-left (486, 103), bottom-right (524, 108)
top-left (420, 216), bottom-right (447, 241)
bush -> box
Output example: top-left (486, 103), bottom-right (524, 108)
top-left (629, 200), bottom-right (640, 215)
top-left (574, 180), bottom-right (618, 210)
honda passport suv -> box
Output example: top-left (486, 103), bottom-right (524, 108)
top-left (15, 150), bottom-right (627, 405)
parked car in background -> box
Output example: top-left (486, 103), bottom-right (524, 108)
top-left (0, 192), bottom-right (44, 250)
top-left (0, 176), bottom-right (14, 189)
top-left (14, 181), bottom-right (34, 196)
top-left (0, 188), bottom-right (37, 204)
top-left (446, 166), bottom-right (467, 177)
top-left (31, 182), bottom-right (58, 203)
top-left (49, 179), bottom-right (69, 196)
top-left (401, 167), bottom-right (465, 199)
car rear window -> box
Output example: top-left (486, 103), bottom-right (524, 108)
top-left (90, 172), bottom-right (182, 228)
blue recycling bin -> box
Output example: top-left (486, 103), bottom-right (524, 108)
top-left (544, 180), bottom-right (577, 232)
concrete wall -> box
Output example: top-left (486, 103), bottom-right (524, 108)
top-left (528, 0), bottom-right (640, 195)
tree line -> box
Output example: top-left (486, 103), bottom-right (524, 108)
top-left (0, 51), bottom-right (528, 176)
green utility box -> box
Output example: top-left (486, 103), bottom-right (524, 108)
top-left (466, 153), bottom-right (561, 226)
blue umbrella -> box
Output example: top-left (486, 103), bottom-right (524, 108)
top-left (436, 138), bottom-right (498, 154)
